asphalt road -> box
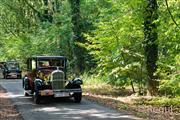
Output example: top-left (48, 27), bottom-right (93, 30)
top-left (0, 79), bottom-right (140, 120)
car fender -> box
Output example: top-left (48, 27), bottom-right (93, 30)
top-left (66, 78), bottom-right (83, 89)
top-left (72, 78), bottom-right (83, 85)
top-left (34, 79), bottom-right (45, 90)
top-left (23, 76), bottom-right (31, 90)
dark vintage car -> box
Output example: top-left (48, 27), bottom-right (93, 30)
top-left (22, 56), bottom-right (83, 104)
top-left (3, 61), bottom-right (22, 79)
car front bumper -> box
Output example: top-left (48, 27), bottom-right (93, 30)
top-left (39, 88), bottom-right (82, 97)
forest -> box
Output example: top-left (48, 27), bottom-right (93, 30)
top-left (0, 0), bottom-right (179, 118)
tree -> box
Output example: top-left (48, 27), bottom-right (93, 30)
top-left (144, 0), bottom-right (159, 95)
top-left (69, 0), bottom-right (85, 75)
top-left (0, 0), bottom-right (73, 63)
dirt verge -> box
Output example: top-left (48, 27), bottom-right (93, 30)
top-left (83, 93), bottom-right (180, 120)
top-left (0, 85), bottom-right (22, 120)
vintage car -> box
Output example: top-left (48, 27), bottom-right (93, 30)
top-left (3, 61), bottom-right (22, 79)
top-left (22, 56), bottom-right (83, 104)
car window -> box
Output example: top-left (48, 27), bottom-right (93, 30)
top-left (6, 62), bottom-right (19, 70)
top-left (32, 60), bottom-right (36, 69)
top-left (38, 60), bottom-right (64, 68)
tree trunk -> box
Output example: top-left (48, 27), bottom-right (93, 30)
top-left (144, 0), bottom-right (159, 96)
top-left (69, 0), bottom-right (85, 75)
top-left (42, 0), bottom-right (53, 22)
top-left (130, 80), bottom-right (135, 93)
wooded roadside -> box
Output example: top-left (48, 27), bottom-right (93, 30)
top-left (84, 93), bottom-right (180, 120)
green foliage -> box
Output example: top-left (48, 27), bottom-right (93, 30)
top-left (156, 0), bottom-right (180, 96)
top-left (0, 0), bottom-right (73, 64)
top-left (0, 0), bottom-right (179, 96)
top-left (159, 74), bottom-right (180, 97)
top-left (144, 97), bottom-right (180, 106)
top-left (82, 72), bottom-right (132, 96)
top-left (84, 0), bottom-right (146, 88)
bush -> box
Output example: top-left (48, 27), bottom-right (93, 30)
top-left (159, 74), bottom-right (180, 97)
top-left (146, 97), bottom-right (180, 106)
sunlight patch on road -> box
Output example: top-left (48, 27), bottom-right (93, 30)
top-left (35, 107), bottom-right (60, 112)
top-left (49, 108), bottom-right (136, 119)
top-left (90, 112), bottom-right (133, 119)
top-left (0, 92), bottom-right (22, 99)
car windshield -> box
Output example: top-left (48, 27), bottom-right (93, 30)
top-left (6, 62), bottom-right (19, 70)
top-left (37, 59), bottom-right (65, 68)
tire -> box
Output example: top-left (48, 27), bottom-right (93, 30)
top-left (34, 83), bottom-right (41, 104)
top-left (71, 85), bottom-right (82, 103)
top-left (3, 73), bottom-right (6, 79)
top-left (18, 75), bottom-right (22, 79)
top-left (34, 92), bottom-right (41, 104)
top-left (5, 75), bottom-right (7, 79)
top-left (74, 92), bottom-right (82, 103)
top-left (22, 78), bottom-right (24, 88)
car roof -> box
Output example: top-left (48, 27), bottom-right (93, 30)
top-left (30, 56), bottom-right (67, 60)
top-left (6, 61), bottom-right (18, 63)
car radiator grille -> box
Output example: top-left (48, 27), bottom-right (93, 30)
top-left (51, 71), bottom-right (65, 90)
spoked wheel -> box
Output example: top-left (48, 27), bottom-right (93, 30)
top-left (74, 92), bottom-right (82, 103)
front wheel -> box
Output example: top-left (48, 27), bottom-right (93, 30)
top-left (4, 75), bottom-right (7, 79)
top-left (34, 85), bottom-right (40, 104)
top-left (18, 75), bottom-right (22, 79)
top-left (34, 92), bottom-right (41, 104)
top-left (74, 92), bottom-right (82, 103)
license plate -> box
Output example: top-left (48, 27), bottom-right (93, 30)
top-left (54, 92), bottom-right (70, 97)
top-left (40, 90), bottom-right (53, 96)
top-left (10, 73), bottom-right (17, 78)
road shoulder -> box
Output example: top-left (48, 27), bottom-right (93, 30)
top-left (0, 84), bottom-right (22, 120)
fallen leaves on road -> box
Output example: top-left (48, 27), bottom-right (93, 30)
top-left (0, 85), bottom-right (22, 120)
top-left (83, 93), bottom-right (180, 120)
